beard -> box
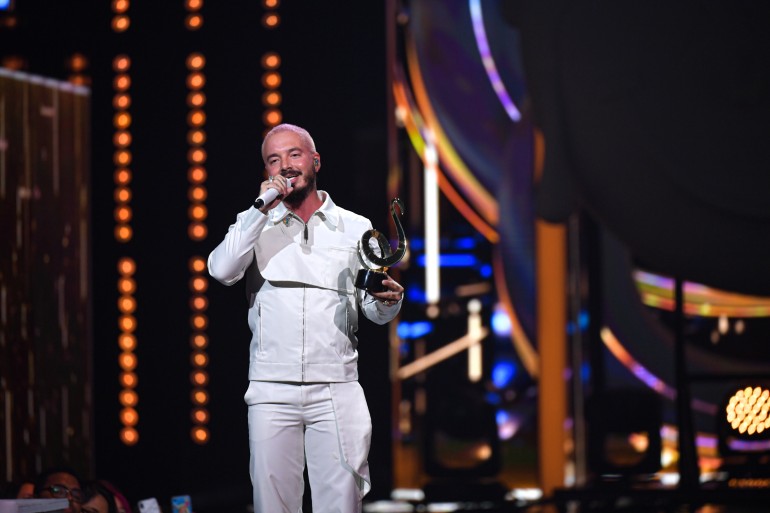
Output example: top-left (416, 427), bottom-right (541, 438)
top-left (282, 170), bottom-right (316, 209)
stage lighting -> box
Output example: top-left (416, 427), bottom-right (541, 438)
top-left (717, 383), bottom-right (770, 478)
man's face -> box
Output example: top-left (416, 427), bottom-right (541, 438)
top-left (262, 130), bottom-right (318, 204)
top-left (38, 472), bottom-right (83, 513)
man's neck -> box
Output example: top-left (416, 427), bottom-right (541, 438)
top-left (286, 190), bottom-right (323, 223)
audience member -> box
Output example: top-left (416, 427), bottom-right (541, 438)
top-left (34, 465), bottom-right (84, 513)
top-left (81, 481), bottom-right (117, 513)
top-left (99, 479), bottom-right (133, 513)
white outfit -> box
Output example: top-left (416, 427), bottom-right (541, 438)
top-left (208, 191), bottom-right (400, 513)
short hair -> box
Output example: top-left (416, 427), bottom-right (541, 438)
top-left (261, 123), bottom-right (316, 162)
top-left (33, 465), bottom-right (82, 494)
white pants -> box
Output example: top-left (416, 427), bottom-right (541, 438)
top-left (245, 381), bottom-right (372, 513)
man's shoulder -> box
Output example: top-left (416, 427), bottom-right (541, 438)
top-left (335, 205), bottom-right (371, 226)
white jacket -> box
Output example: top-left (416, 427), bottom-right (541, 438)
top-left (208, 191), bottom-right (401, 382)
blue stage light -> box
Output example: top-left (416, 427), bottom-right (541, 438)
top-left (491, 308), bottom-right (511, 336)
top-left (492, 360), bottom-right (517, 388)
top-left (397, 321), bottom-right (434, 339)
top-left (416, 254), bottom-right (478, 267)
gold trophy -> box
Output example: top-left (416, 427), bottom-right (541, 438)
top-left (355, 198), bottom-right (407, 292)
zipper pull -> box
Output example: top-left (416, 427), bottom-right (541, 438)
top-left (304, 223), bottom-right (308, 243)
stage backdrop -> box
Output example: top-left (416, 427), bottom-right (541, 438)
top-left (0, 68), bottom-right (92, 484)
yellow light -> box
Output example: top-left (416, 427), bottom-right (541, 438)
top-left (114, 149), bottom-right (132, 166)
top-left (262, 90), bottom-right (282, 106)
top-left (1, 55), bottom-right (26, 70)
top-left (112, 0), bottom-right (130, 13)
top-left (185, 0), bottom-right (203, 10)
top-left (191, 334), bottom-right (209, 349)
top-left (117, 258), bottom-right (136, 275)
top-left (187, 92), bottom-right (206, 108)
top-left (189, 130), bottom-right (207, 147)
top-left (114, 131), bottom-right (132, 147)
top-left (119, 351), bottom-right (137, 371)
top-left (189, 256), bottom-right (206, 273)
top-left (185, 14), bottom-right (203, 29)
top-left (118, 333), bottom-right (137, 351)
top-left (262, 71), bottom-right (281, 88)
top-left (189, 204), bottom-right (208, 221)
top-left (263, 0), bottom-right (279, 7)
top-left (190, 276), bottom-right (208, 293)
top-left (191, 426), bottom-right (209, 444)
top-left (114, 112), bottom-right (132, 129)
top-left (120, 427), bottom-right (139, 446)
top-left (189, 223), bottom-right (208, 241)
top-left (112, 15), bottom-right (130, 32)
top-left (188, 165), bottom-right (207, 183)
top-left (262, 13), bottom-right (280, 28)
top-left (114, 187), bottom-right (132, 203)
top-left (188, 148), bottom-right (207, 164)
top-left (261, 53), bottom-right (281, 69)
top-left (68, 75), bottom-right (90, 87)
top-left (119, 389), bottom-right (139, 407)
top-left (189, 185), bottom-right (208, 202)
top-left (120, 372), bottom-right (138, 388)
top-left (113, 93), bottom-right (131, 110)
top-left (187, 110), bottom-right (206, 127)
top-left (191, 370), bottom-right (209, 386)
top-left (112, 55), bottom-right (131, 72)
top-left (191, 314), bottom-right (208, 330)
top-left (187, 72), bottom-right (206, 90)
top-left (114, 74), bottom-right (131, 91)
top-left (191, 408), bottom-right (209, 424)
top-left (115, 225), bottom-right (133, 242)
top-left (118, 315), bottom-right (137, 333)
top-left (263, 109), bottom-right (282, 126)
top-left (192, 389), bottom-right (209, 405)
top-left (191, 351), bottom-right (209, 368)
top-left (118, 295), bottom-right (137, 314)
top-left (190, 295), bottom-right (209, 311)
top-left (186, 53), bottom-right (206, 70)
top-left (69, 53), bottom-right (88, 72)
top-left (120, 407), bottom-right (139, 426)
top-left (114, 205), bottom-right (132, 223)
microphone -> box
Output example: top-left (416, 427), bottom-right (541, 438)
top-left (253, 177), bottom-right (295, 209)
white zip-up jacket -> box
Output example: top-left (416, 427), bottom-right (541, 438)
top-left (208, 191), bottom-right (401, 383)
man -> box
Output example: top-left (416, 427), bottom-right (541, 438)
top-left (208, 123), bottom-right (404, 513)
top-left (34, 466), bottom-right (84, 513)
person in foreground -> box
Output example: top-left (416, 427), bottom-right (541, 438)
top-left (208, 123), bottom-right (404, 513)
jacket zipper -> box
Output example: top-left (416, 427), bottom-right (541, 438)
top-left (301, 285), bottom-right (306, 381)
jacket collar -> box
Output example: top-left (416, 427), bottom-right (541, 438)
top-left (268, 190), bottom-right (340, 227)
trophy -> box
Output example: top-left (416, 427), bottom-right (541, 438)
top-left (355, 198), bottom-right (407, 292)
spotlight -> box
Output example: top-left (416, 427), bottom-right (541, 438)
top-left (717, 383), bottom-right (770, 479)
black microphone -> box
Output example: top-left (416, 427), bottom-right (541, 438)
top-left (253, 177), bottom-right (295, 209)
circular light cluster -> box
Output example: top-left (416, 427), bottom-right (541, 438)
top-left (726, 386), bottom-right (770, 436)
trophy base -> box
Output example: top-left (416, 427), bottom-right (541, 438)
top-left (355, 269), bottom-right (388, 292)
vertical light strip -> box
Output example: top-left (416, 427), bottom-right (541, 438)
top-left (185, 2), bottom-right (209, 443)
top-left (184, 0), bottom-right (204, 30)
top-left (117, 258), bottom-right (139, 445)
top-left (261, 0), bottom-right (282, 132)
top-left (467, 299), bottom-right (483, 382)
top-left (111, 0), bottom-right (138, 446)
top-left (423, 134), bottom-right (440, 306)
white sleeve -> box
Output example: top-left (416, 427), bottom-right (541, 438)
top-left (207, 207), bottom-right (269, 286)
